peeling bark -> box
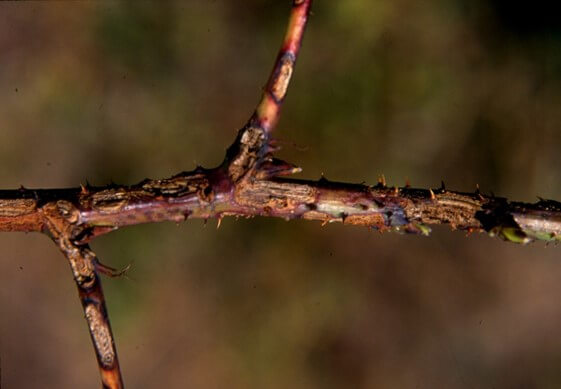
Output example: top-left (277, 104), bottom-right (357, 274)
top-left (1, 0), bottom-right (560, 387)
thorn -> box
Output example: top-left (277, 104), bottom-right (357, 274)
top-left (429, 188), bottom-right (436, 200)
top-left (440, 180), bottom-right (446, 191)
top-left (95, 259), bottom-right (132, 279)
top-left (475, 184), bottom-right (484, 201)
top-left (80, 183), bottom-right (89, 195)
top-left (321, 219), bottom-right (328, 227)
top-left (255, 158), bottom-right (301, 179)
top-left (405, 178), bottom-right (411, 188)
top-left (203, 218), bottom-right (208, 227)
top-left (216, 217), bottom-right (222, 229)
top-left (319, 173), bottom-right (329, 183)
top-left (266, 143), bottom-right (281, 153)
top-left (19, 185), bottom-right (26, 191)
top-left (378, 174), bottom-right (386, 187)
top-left (393, 186), bottom-right (399, 196)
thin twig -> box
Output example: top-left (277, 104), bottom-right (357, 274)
top-left (249, 0), bottom-right (313, 133)
top-left (42, 202), bottom-right (123, 388)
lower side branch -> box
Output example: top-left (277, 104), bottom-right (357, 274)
top-left (44, 206), bottom-right (123, 389)
top-left (78, 269), bottom-right (123, 389)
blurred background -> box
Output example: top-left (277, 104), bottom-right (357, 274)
top-left (1, 1), bottom-right (561, 388)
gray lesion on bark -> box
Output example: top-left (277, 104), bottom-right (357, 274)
top-left (269, 53), bottom-right (295, 103)
top-left (85, 303), bottom-right (116, 368)
top-left (402, 189), bottom-right (484, 229)
top-left (226, 126), bottom-right (267, 182)
top-left (235, 179), bottom-right (317, 211)
top-left (0, 199), bottom-right (36, 217)
top-left (140, 173), bottom-right (210, 198)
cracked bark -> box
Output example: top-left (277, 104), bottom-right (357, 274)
top-left (1, 0), bottom-right (561, 387)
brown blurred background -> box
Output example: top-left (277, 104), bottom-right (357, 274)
top-left (1, 1), bottom-right (561, 388)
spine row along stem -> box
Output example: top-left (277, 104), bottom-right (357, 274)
top-left (2, 0), bottom-right (560, 388)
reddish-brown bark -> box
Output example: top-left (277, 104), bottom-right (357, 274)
top-left (1, 0), bottom-right (561, 387)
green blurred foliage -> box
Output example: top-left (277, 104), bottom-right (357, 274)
top-left (1, 1), bottom-right (561, 388)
